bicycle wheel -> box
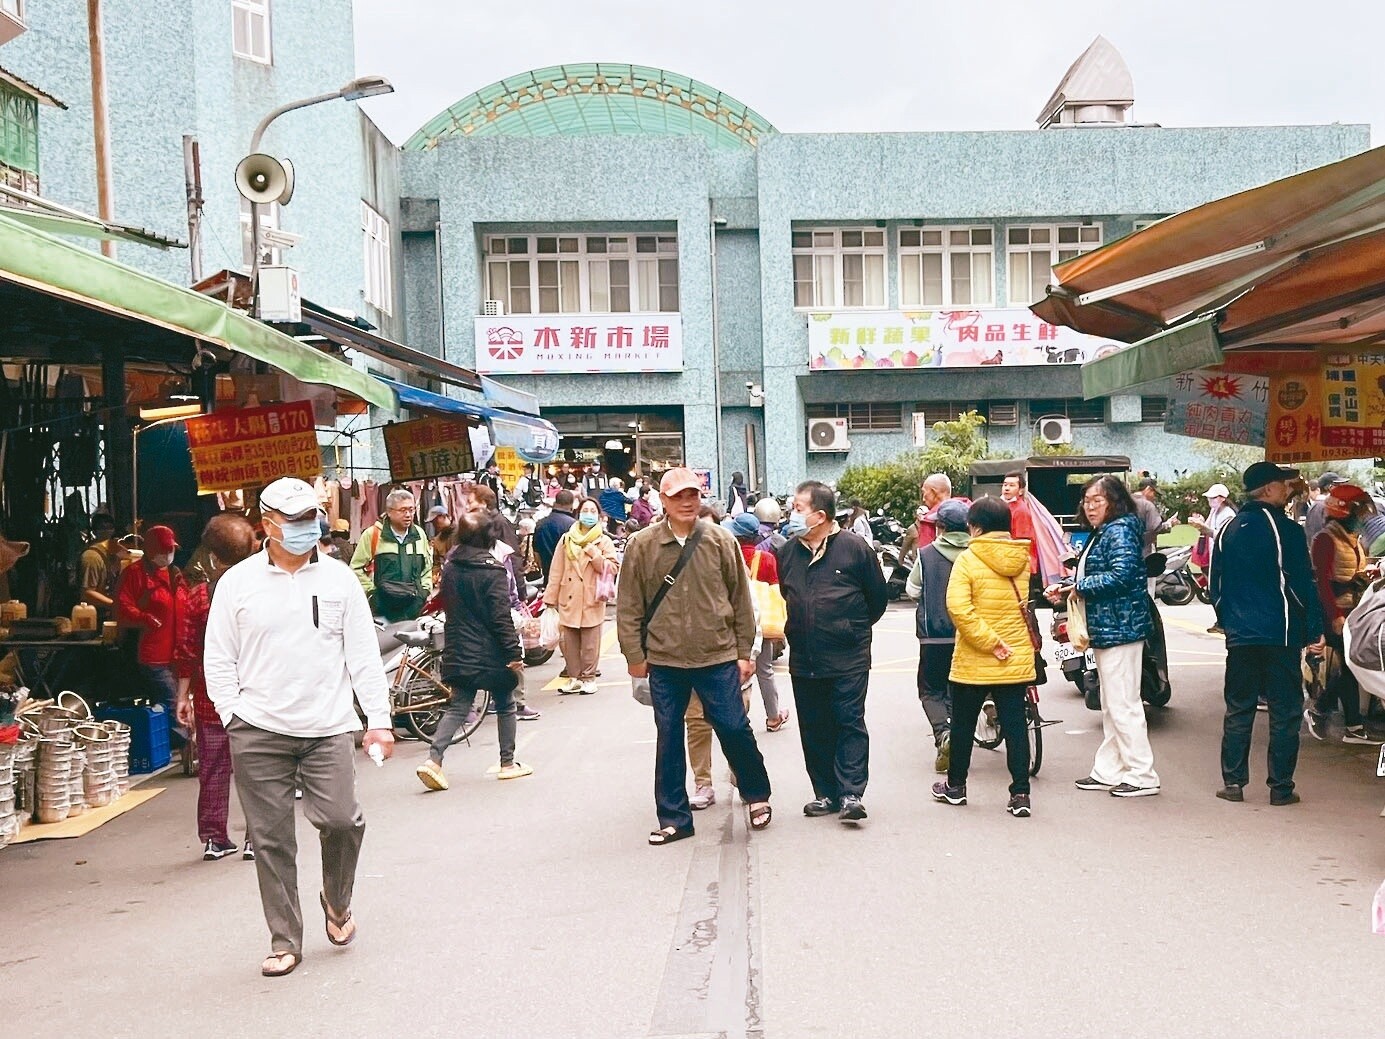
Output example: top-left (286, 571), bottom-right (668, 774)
top-left (396, 649), bottom-right (488, 746)
top-left (973, 701), bottom-right (1002, 750)
top-left (1027, 702), bottom-right (1043, 777)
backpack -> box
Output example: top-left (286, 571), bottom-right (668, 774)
top-left (1346, 577), bottom-right (1385, 704)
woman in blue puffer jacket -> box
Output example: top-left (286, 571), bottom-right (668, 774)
top-left (1061, 475), bottom-right (1160, 798)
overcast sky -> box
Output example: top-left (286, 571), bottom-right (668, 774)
top-left (353, 0), bottom-right (1382, 148)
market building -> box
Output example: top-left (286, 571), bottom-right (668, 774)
top-left (398, 44), bottom-right (1369, 493)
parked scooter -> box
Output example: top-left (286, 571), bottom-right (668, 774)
top-left (878, 543), bottom-right (910, 601)
top-left (1154, 545), bottom-right (1204, 606)
top-left (869, 512), bottom-right (905, 547)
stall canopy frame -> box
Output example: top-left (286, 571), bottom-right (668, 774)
top-left (374, 376), bottom-right (559, 463)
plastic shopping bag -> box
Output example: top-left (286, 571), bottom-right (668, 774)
top-left (538, 607), bottom-right (561, 650)
top-left (631, 675), bottom-right (653, 707)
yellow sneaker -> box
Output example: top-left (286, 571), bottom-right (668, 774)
top-left (497, 761), bottom-right (533, 781)
top-left (415, 759), bottom-right (448, 791)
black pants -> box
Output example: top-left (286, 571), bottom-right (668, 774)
top-left (948, 682), bottom-right (1031, 795)
top-left (916, 643), bottom-right (954, 741)
top-left (791, 671), bottom-right (870, 801)
top-left (1314, 633), bottom-right (1362, 727)
top-left (1221, 645), bottom-right (1301, 796)
top-left (1141, 597), bottom-right (1172, 701)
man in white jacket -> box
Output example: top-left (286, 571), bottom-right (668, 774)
top-left (204, 477), bottom-right (393, 979)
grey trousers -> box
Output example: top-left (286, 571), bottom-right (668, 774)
top-left (755, 639), bottom-right (782, 719)
top-left (226, 717), bottom-right (365, 957)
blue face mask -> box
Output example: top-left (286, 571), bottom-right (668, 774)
top-left (578, 513), bottom-right (599, 528)
top-left (786, 511), bottom-right (809, 535)
top-left (272, 517), bottom-right (321, 556)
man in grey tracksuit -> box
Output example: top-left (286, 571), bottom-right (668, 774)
top-left (906, 500), bottom-right (971, 774)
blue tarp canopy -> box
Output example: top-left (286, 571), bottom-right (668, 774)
top-left (375, 376), bottom-right (559, 463)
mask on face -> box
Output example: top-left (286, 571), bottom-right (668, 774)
top-left (147, 553), bottom-right (173, 569)
top-left (786, 511), bottom-right (810, 536)
top-left (1344, 514), bottom-right (1365, 533)
top-left (272, 517), bottom-right (321, 556)
top-left (578, 513), bottom-right (599, 528)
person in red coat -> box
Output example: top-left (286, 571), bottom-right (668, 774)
top-left (175, 515), bottom-right (258, 860)
top-left (115, 525), bottom-right (189, 743)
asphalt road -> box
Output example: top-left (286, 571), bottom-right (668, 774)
top-left (5, 600), bottom-right (1385, 1038)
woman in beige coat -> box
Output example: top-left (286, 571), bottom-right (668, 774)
top-left (543, 496), bottom-right (620, 693)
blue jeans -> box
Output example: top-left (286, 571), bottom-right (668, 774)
top-left (650, 661), bottom-right (771, 831)
top-left (141, 663), bottom-right (185, 744)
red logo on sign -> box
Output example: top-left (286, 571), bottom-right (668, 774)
top-left (486, 326), bottom-right (524, 360)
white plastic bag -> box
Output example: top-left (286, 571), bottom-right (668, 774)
top-left (538, 607), bottom-right (560, 650)
top-left (631, 676), bottom-right (653, 707)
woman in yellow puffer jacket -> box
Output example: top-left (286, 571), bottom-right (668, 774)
top-left (933, 496), bottom-right (1035, 817)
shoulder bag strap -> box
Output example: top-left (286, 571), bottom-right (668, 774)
top-left (641, 523), bottom-right (705, 655)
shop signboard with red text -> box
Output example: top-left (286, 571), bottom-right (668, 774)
top-left (1164, 369), bottom-right (1269, 447)
top-left (185, 401), bottom-right (321, 493)
top-left (806, 309), bottom-right (1122, 370)
top-left (382, 416), bottom-right (477, 481)
top-left (474, 315), bottom-right (683, 374)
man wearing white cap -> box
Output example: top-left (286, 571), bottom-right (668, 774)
top-left (1189, 483), bottom-right (1237, 634)
top-left (203, 477), bottom-right (393, 978)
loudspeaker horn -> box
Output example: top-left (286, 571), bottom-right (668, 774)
top-left (235, 153), bottom-right (295, 206)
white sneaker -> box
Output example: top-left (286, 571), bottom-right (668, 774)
top-left (690, 785), bottom-right (716, 810)
top-left (580, 680), bottom-right (599, 695)
top-left (559, 678), bottom-right (583, 694)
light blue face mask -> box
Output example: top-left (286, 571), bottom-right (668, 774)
top-left (785, 511), bottom-right (809, 535)
top-left (272, 517), bottom-right (321, 556)
top-left (578, 513), bottom-right (599, 528)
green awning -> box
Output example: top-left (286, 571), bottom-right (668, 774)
top-left (0, 212), bottom-right (397, 411)
top-left (1081, 315), bottom-right (1224, 399)
top-left (0, 207), bottom-right (184, 250)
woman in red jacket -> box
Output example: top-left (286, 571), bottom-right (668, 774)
top-left (115, 525), bottom-right (189, 742)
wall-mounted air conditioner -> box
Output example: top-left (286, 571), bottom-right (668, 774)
top-left (807, 418), bottom-right (850, 452)
top-left (1037, 416), bottom-right (1072, 445)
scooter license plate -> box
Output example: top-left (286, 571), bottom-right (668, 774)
top-left (1085, 648), bottom-right (1097, 669)
top-left (1053, 643), bottom-right (1079, 664)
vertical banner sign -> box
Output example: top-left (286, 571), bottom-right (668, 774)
top-left (382, 416), bottom-right (477, 480)
top-left (185, 401), bottom-right (320, 493)
top-left (1164, 369), bottom-right (1269, 446)
top-left (1320, 352), bottom-right (1385, 451)
top-left (492, 446), bottom-right (525, 490)
top-left (1265, 370), bottom-right (1356, 464)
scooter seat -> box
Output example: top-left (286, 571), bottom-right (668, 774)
top-left (395, 629), bottom-right (434, 648)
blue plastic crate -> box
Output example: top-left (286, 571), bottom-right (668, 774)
top-left (94, 704), bottom-right (171, 774)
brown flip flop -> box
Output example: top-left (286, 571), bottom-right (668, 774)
top-left (261, 951), bottom-right (301, 977)
top-left (319, 892), bottom-right (356, 947)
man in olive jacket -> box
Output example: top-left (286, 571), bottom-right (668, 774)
top-left (617, 468), bottom-right (772, 845)
top-left (776, 480), bottom-right (888, 823)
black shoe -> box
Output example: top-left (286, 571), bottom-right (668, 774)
top-left (1270, 791), bottom-right (1301, 806)
top-left (1006, 794), bottom-right (1031, 818)
top-left (242, 839), bottom-right (255, 861)
top-left (1215, 784), bottom-right (1244, 802)
top-left (202, 839), bottom-right (236, 861)
top-left (839, 795), bottom-right (867, 822)
top-left (931, 780), bottom-right (966, 805)
top-left (559, 667), bottom-right (569, 679)
top-left (803, 797), bottom-right (839, 817)
top-left (1075, 775), bottom-right (1114, 791)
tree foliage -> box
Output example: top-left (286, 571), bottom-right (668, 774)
top-left (837, 411), bottom-right (1002, 523)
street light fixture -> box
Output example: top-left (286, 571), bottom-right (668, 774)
top-left (239, 75), bottom-right (395, 314)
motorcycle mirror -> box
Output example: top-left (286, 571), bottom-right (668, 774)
top-left (1145, 553), bottom-right (1167, 577)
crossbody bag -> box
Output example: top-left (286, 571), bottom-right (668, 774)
top-left (631, 523), bottom-right (705, 705)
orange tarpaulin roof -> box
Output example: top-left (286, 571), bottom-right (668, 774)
top-left (1033, 145), bottom-right (1385, 346)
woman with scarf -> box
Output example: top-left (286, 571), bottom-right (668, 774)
top-left (543, 496), bottom-right (620, 694)
top-left (1306, 483), bottom-right (1379, 745)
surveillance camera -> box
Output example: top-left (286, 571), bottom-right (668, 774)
top-left (745, 381), bottom-right (754, 389)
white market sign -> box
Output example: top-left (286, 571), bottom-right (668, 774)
top-left (806, 308), bottom-right (1124, 370)
top-left (474, 314), bottom-right (683, 374)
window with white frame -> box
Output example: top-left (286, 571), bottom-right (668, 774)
top-left (239, 199), bottom-right (281, 268)
top-left (792, 227), bottom-right (886, 309)
top-left (232, 0), bottom-right (272, 64)
top-left (1005, 224), bottom-right (1101, 305)
top-left (483, 233), bottom-right (678, 315)
top-left (361, 202), bottom-right (392, 314)
top-left (0, 0), bottom-right (25, 21)
top-left (899, 227), bottom-right (994, 308)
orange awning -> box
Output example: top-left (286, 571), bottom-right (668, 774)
top-left (1034, 144), bottom-right (1385, 345)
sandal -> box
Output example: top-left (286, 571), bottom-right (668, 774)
top-left (648, 825), bottom-right (694, 846)
top-left (261, 951), bottom-right (301, 977)
top-left (319, 892), bottom-right (356, 947)
top-left (747, 802), bottom-right (772, 831)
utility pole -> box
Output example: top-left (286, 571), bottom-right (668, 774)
top-left (183, 135), bottom-right (204, 284)
top-left (86, 0), bottom-right (116, 258)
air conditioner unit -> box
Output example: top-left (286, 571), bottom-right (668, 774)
top-left (807, 417), bottom-right (850, 452)
top-left (1038, 416), bottom-right (1072, 446)
top-left (482, 299), bottom-right (505, 317)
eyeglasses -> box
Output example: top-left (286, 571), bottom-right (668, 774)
top-left (1082, 495), bottom-right (1108, 505)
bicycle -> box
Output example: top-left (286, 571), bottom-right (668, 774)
top-left (358, 619), bottom-right (490, 745)
top-left (972, 685), bottom-right (1043, 777)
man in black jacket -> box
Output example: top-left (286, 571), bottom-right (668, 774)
top-left (776, 480), bottom-right (888, 823)
top-left (1209, 461), bottom-right (1324, 806)
top-left (533, 490), bottom-right (576, 581)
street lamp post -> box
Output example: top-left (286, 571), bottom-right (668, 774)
top-left (243, 75), bottom-right (394, 313)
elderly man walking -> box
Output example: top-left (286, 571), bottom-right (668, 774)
top-left (204, 478), bottom-right (394, 977)
top-left (349, 487), bottom-right (433, 621)
top-left (1209, 461), bottom-right (1323, 806)
top-left (777, 480), bottom-right (888, 823)
top-left (617, 467), bottom-right (773, 845)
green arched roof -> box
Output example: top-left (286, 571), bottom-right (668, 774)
top-left (404, 63), bottom-right (776, 152)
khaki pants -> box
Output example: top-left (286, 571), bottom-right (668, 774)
top-left (686, 688), bottom-right (751, 788)
top-left (226, 718), bottom-right (365, 957)
top-left (559, 623), bottom-right (602, 681)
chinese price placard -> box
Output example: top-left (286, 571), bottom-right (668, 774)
top-left (383, 416), bottom-right (477, 481)
top-left (1320, 352), bottom-right (1385, 451)
top-left (185, 401), bottom-right (320, 493)
top-left (1265, 370), bottom-right (1357, 465)
top-left (474, 315), bottom-right (683, 374)
top-left (806, 309), bottom-right (1123, 370)
top-left (1164, 369), bottom-right (1269, 446)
